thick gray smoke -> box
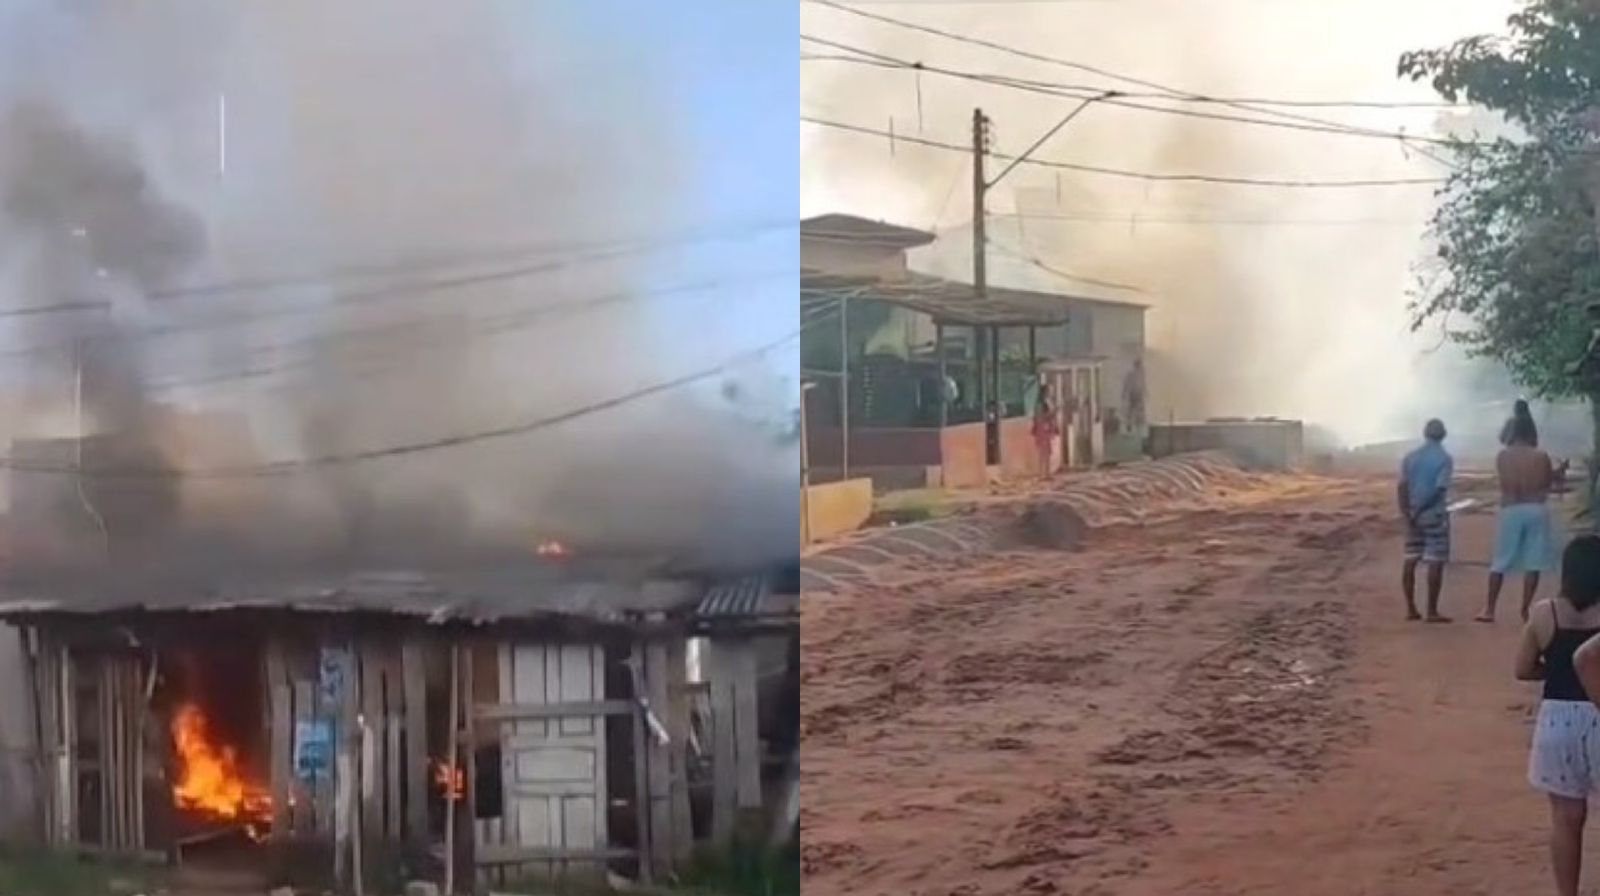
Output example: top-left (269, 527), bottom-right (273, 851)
top-left (802, 0), bottom-right (1525, 447)
top-left (0, 1), bottom-right (797, 577)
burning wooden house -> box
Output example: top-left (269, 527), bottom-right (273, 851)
top-left (0, 428), bottom-right (800, 892)
top-left (0, 563), bottom-right (797, 892)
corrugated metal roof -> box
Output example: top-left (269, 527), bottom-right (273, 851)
top-left (694, 573), bottom-right (798, 625)
top-left (697, 575), bottom-right (768, 617)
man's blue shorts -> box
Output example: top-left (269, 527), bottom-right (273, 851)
top-left (1491, 502), bottom-right (1556, 575)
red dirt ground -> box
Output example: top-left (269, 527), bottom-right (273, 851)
top-left (802, 470), bottom-right (1565, 896)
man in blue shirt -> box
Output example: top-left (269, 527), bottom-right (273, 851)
top-left (1398, 418), bottom-right (1454, 622)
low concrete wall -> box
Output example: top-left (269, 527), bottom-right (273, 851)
top-left (804, 478), bottom-right (874, 543)
top-left (1149, 420), bottom-right (1304, 471)
top-left (998, 417), bottom-right (1036, 479)
top-left (939, 422), bottom-right (987, 489)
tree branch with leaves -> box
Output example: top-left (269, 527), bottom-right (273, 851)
top-left (1399, 1), bottom-right (1600, 463)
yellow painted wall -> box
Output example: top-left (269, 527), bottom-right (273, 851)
top-left (803, 478), bottom-right (874, 544)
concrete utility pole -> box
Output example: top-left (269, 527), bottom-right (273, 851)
top-left (968, 97), bottom-right (1113, 458)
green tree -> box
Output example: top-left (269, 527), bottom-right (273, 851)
top-left (1398, 1), bottom-right (1600, 456)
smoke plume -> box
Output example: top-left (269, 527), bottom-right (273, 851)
top-left (802, 0), bottom-right (1526, 447)
top-left (0, 0), bottom-right (797, 577)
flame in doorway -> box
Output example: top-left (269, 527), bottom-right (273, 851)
top-left (170, 702), bottom-right (272, 822)
top-left (433, 758), bottom-right (465, 802)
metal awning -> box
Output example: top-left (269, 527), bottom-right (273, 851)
top-left (802, 273), bottom-right (1072, 327)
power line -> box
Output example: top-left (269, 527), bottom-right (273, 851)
top-left (802, 114), bottom-right (1446, 187)
top-left (985, 239), bottom-right (1145, 292)
top-left (148, 222), bottom-right (790, 302)
top-left (0, 222), bottom-right (791, 362)
top-left (801, 2), bottom-right (1477, 152)
top-left (141, 272), bottom-right (788, 395)
top-left (799, 34), bottom-right (1463, 150)
top-left (3, 329), bottom-right (802, 479)
top-left (1008, 210), bottom-right (1429, 227)
top-left (801, 44), bottom-right (1463, 110)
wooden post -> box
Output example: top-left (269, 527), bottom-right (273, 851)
top-left (402, 639), bottom-right (428, 844)
top-left (59, 646), bottom-right (74, 847)
top-left (99, 659), bottom-right (113, 850)
top-left (628, 643), bottom-right (654, 887)
top-left (731, 644), bottom-right (761, 812)
top-left (22, 627), bottom-right (49, 844)
top-left (353, 716), bottom-right (367, 896)
top-left (666, 640), bottom-right (693, 862)
top-left (334, 643), bottom-right (357, 889)
top-left (385, 649), bottom-right (402, 843)
top-left (360, 644), bottom-right (384, 851)
top-left (459, 640), bottom-right (477, 892)
top-left (444, 644), bottom-right (460, 896)
top-left (708, 643), bottom-right (737, 848)
top-left (644, 641), bottom-right (674, 875)
top-left (266, 642), bottom-right (291, 838)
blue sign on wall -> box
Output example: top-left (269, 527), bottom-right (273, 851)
top-left (294, 719), bottom-right (333, 781)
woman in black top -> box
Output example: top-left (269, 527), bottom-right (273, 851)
top-left (1518, 535), bottom-right (1600, 896)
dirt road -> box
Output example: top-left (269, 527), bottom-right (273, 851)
top-left (802, 469), bottom-right (1564, 896)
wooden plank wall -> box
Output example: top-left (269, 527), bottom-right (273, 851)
top-left (264, 633), bottom-right (426, 876)
top-left (707, 637), bottom-right (763, 848)
top-left (639, 639), bottom-right (693, 874)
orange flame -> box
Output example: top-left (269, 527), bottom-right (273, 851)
top-left (170, 703), bottom-right (271, 823)
top-left (432, 759), bottom-right (465, 802)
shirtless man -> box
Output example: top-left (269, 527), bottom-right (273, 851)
top-left (1479, 413), bottom-right (1561, 622)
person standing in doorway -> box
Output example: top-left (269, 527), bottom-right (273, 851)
top-left (1031, 382), bottom-right (1059, 479)
top-left (1399, 418), bottom-right (1454, 622)
top-left (1480, 413), bottom-right (1559, 622)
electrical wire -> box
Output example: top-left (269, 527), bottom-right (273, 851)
top-left (985, 239), bottom-right (1146, 293)
top-left (148, 220), bottom-right (791, 302)
top-left (0, 221), bottom-right (792, 362)
top-left (141, 271), bottom-right (789, 395)
top-left (2, 329), bottom-right (803, 479)
top-left (803, 114), bottom-right (1446, 187)
top-left (804, 0), bottom-right (1472, 144)
top-left (800, 34), bottom-right (1467, 153)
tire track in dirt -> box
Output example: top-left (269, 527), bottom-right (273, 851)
top-left (802, 474), bottom-right (1396, 896)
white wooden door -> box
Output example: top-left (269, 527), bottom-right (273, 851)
top-left (498, 642), bottom-right (608, 876)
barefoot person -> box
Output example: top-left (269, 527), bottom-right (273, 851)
top-left (1398, 418), bottom-right (1453, 622)
top-left (1480, 412), bottom-right (1559, 622)
top-left (1519, 535), bottom-right (1600, 896)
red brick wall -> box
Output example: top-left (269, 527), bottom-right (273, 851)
top-left (808, 427), bottom-right (942, 469)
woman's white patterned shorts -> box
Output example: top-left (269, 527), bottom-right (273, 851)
top-left (1530, 699), bottom-right (1600, 799)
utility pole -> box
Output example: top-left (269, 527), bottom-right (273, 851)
top-left (972, 108), bottom-right (991, 434)
top-left (968, 97), bottom-right (1110, 462)
top-left (972, 92), bottom-right (1116, 302)
top-left (972, 108), bottom-right (990, 300)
